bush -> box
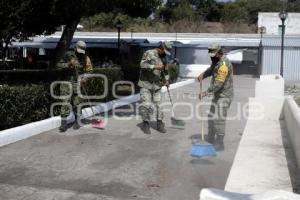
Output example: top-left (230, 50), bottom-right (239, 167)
top-left (84, 67), bottom-right (124, 100)
top-left (168, 63), bottom-right (179, 83)
top-left (0, 69), bottom-right (69, 85)
top-left (0, 67), bottom-right (124, 130)
top-left (0, 84), bottom-right (55, 130)
top-left (121, 63), bottom-right (140, 87)
top-left (121, 63), bottom-right (180, 88)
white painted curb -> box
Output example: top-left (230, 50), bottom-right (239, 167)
top-left (200, 188), bottom-right (300, 200)
top-left (283, 95), bottom-right (300, 172)
top-left (0, 79), bottom-right (196, 147)
top-left (0, 117), bottom-right (61, 147)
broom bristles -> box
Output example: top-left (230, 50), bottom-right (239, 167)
top-left (190, 143), bottom-right (216, 157)
top-left (171, 117), bottom-right (185, 126)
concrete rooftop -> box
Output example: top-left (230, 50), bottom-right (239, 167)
top-left (0, 76), bottom-right (257, 200)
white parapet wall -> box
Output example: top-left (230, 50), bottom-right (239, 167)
top-left (179, 64), bottom-right (210, 78)
top-left (200, 74), bottom-right (300, 199)
top-left (0, 79), bottom-right (196, 148)
top-left (255, 74), bottom-right (284, 97)
top-left (283, 96), bottom-right (300, 172)
top-left (225, 74), bottom-right (291, 194)
top-left (200, 188), bottom-right (300, 200)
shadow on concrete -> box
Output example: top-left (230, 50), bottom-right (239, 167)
top-left (190, 158), bottom-right (215, 165)
top-left (280, 119), bottom-right (300, 194)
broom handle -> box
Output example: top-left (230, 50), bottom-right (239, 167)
top-left (167, 86), bottom-right (175, 117)
top-left (200, 80), bottom-right (204, 141)
top-left (74, 64), bottom-right (96, 117)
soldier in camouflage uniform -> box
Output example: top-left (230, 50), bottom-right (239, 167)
top-left (138, 41), bottom-right (172, 134)
top-left (198, 43), bottom-right (233, 151)
top-left (57, 40), bottom-right (93, 132)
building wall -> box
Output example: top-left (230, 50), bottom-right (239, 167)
top-left (258, 12), bottom-right (300, 35)
top-left (262, 47), bottom-right (300, 80)
top-left (176, 47), bottom-right (211, 65)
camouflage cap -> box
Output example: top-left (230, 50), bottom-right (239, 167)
top-left (75, 40), bottom-right (86, 54)
top-left (208, 43), bottom-right (221, 57)
top-left (160, 41), bottom-right (172, 56)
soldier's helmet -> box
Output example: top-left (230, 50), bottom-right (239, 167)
top-left (208, 43), bottom-right (221, 57)
top-left (160, 41), bottom-right (172, 56)
top-left (75, 40), bottom-right (86, 54)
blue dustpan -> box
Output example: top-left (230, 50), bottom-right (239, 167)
top-left (190, 81), bottom-right (217, 157)
top-left (190, 142), bottom-right (216, 157)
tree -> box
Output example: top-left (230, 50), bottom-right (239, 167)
top-left (190, 0), bottom-right (224, 22)
top-left (0, 0), bottom-right (162, 66)
top-left (222, 0), bottom-right (248, 23)
top-left (158, 0), bottom-right (196, 23)
top-left (50, 0), bottom-right (162, 67)
top-left (0, 0), bottom-right (56, 60)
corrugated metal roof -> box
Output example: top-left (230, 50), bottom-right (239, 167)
top-left (262, 37), bottom-right (300, 47)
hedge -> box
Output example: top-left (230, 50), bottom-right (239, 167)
top-left (168, 63), bottom-right (180, 83)
top-left (0, 67), bottom-right (124, 130)
top-left (0, 65), bottom-right (180, 130)
top-left (0, 84), bottom-right (54, 130)
top-left (121, 63), bottom-right (180, 86)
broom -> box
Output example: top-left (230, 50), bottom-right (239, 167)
top-left (190, 80), bottom-right (216, 157)
top-left (80, 83), bottom-right (106, 129)
top-left (161, 65), bottom-right (185, 127)
top-left (74, 64), bottom-right (106, 129)
top-left (166, 86), bottom-right (185, 127)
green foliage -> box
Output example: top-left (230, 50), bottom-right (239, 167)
top-left (168, 63), bottom-right (180, 83)
top-left (222, 1), bottom-right (249, 23)
top-left (121, 63), bottom-right (141, 86)
top-left (120, 62), bottom-right (179, 87)
top-left (0, 0), bottom-right (162, 41)
top-left (158, 0), bottom-right (197, 22)
top-left (81, 13), bottom-right (161, 32)
top-left (194, 0), bottom-right (224, 22)
top-left (0, 70), bottom-right (67, 85)
top-left (0, 84), bottom-right (54, 130)
top-left (84, 67), bottom-right (124, 100)
top-left (0, 0), bottom-right (162, 66)
top-left (245, 0), bottom-right (283, 24)
top-left (0, 67), bottom-right (124, 130)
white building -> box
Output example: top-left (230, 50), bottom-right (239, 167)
top-left (258, 12), bottom-right (300, 35)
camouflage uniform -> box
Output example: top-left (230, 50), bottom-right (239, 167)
top-left (203, 55), bottom-right (233, 140)
top-left (57, 50), bottom-right (93, 119)
top-left (138, 49), bottom-right (169, 122)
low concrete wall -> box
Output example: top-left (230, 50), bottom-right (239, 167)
top-left (0, 79), bottom-right (196, 148)
top-left (255, 74), bottom-right (284, 97)
top-left (0, 117), bottom-right (61, 147)
top-left (179, 64), bottom-right (210, 78)
top-left (283, 96), bottom-right (300, 172)
top-left (200, 188), bottom-right (300, 200)
top-left (200, 74), bottom-right (300, 199)
top-left (224, 74), bottom-right (292, 194)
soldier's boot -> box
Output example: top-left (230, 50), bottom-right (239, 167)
top-left (59, 119), bottom-right (68, 132)
top-left (214, 135), bottom-right (225, 151)
top-left (73, 115), bottom-right (81, 130)
top-left (141, 121), bottom-right (151, 134)
top-left (157, 120), bottom-right (166, 133)
top-left (206, 134), bottom-right (215, 144)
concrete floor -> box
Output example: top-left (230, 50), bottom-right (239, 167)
top-left (0, 76), bottom-right (256, 200)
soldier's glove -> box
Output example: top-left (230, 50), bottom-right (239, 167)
top-left (154, 64), bottom-right (165, 70)
top-left (68, 57), bottom-right (76, 68)
top-left (165, 80), bottom-right (170, 88)
top-left (80, 77), bottom-right (85, 86)
top-left (197, 73), bottom-right (204, 82)
top-left (199, 91), bottom-right (208, 100)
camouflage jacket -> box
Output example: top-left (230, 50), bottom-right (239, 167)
top-left (56, 50), bottom-right (93, 84)
top-left (138, 49), bottom-right (169, 90)
top-left (203, 56), bottom-right (233, 99)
